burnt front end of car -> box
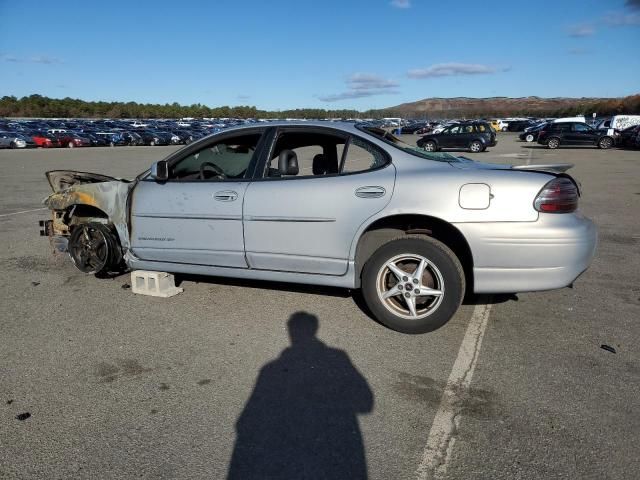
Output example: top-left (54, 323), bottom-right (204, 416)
top-left (40, 171), bottom-right (135, 272)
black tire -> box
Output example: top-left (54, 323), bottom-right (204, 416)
top-left (361, 237), bottom-right (465, 334)
top-left (68, 222), bottom-right (123, 275)
top-left (422, 140), bottom-right (437, 152)
top-left (598, 137), bottom-right (613, 149)
top-left (547, 137), bottom-right (560, 149)
top-left (469, 140), bottom-right (483, 153)
top-left (10, 141), bottom-right (17, 149)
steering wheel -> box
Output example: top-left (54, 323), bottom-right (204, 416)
top-left (199, 161), bottom-right (226, 180)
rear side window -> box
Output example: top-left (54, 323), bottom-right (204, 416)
top-left (341, 136), bottom-right (388, 174)
top-left (552, 123), bottom-right (571, 132)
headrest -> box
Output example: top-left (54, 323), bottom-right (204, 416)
top-left (278, 149), bottom-right (299, 175)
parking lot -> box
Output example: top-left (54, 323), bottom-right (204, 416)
top-left (1, 134), bottom-right (638, 479)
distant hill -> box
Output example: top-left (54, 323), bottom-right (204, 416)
top-left (380, 95), bottom-right (640, 119)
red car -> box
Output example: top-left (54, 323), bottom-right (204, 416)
top-left (32, 133), bottom-right (58, 148)
top-left (54, 133), bottom-right (92, 148)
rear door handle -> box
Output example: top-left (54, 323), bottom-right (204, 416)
top-left (355, 186), bottom-right (386, 198)
top-left (213, 190), bottom-right (238, 202)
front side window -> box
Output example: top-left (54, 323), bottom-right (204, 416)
top-left (573, 123), bottom-right (592, 133)
top-left (170, 133), bottom-right (261, 180)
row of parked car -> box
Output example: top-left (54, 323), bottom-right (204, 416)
top-left (515, 115), bottom-right (640, 149)
top-left (392, 115), bottom-right (640, 152)
top-left (0, 118), bottom-right (258, 149)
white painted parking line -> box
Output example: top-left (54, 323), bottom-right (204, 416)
top-left (0, 207), bottom-right (47, 217)
top-left (416, 300), bottom-right (493, 480)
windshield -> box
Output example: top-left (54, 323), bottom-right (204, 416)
top-left (356, 125), bottom-right (461, 162)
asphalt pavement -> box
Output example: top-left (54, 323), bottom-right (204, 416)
top-left (0, 135), bottom-right (638, 479)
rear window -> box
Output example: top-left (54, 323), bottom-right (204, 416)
top-left (356, 125), bottom-right (461, 163)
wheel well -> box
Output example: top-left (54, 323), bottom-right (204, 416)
top-left (66, 204), bottom-right (110, 227)
top-left (354, 215), bottom-right (474, 291)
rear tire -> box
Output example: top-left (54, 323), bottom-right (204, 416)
top-left (469, 140), bottom-right (483, 153)
top-left (68, 142), bottom-right (75, 148)
top-left (423, 141), bottom-right (437, 152)
top-left (525, 134), bottom-right (534, 142)
top-left (361, 237), bottom-right (465, 334)
top-left (598, 137), bottom-right (613, 149)
top-left (547, 137), bottom-right (560, 149)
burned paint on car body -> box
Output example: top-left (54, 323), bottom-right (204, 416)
top-left (44, 170), bottom-right (135, 249)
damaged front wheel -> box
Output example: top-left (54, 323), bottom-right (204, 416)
top-left (68, 222), bottom-right (122, 275)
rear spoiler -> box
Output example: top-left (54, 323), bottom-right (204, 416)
top-left (512, 163), bottom-right (574, 174)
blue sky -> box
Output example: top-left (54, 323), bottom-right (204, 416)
top-left (1, 0), bottom-right (638, 110)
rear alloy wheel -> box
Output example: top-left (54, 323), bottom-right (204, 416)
top-left (68, 141), bottom-right (75, 148)
top-left (361, 237), bottom-right (465, 334)
top-left (501, 127), bottom-right (508, 132)
top-left (525, 134), bottom-right (535, 142)
top-left (469, 140), bottom-right (483, 153)
top-left (598, 137), bottom-right (613, 149)
top-left (547, 138), bottom-right (560, 149)
top-left (68, 222), bottom-right (122, 275)
top-left (423, 141), bottom-right (437, 152)
top-left (149, 140), bottom-right (156, 146)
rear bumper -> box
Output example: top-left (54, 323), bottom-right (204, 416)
top-left (454, 213), bottom-right (597, 293)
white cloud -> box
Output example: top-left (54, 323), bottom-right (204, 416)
top-left (390, 0), bottom-right (411, 8)
top-left (568, 47), bottom-right (592, 55)
top-left (407, 63), bottom-right (508, 79)
top-left (318, 73), bottom-right (399, 102)
top-left (346, 73), bottom-right (399, 90)
top-left (568, 24), bottom-right (595, 37)
top-left (603, 11), bottom-right (640, 26)
top-left (1, 53), bottom-right (63, 64)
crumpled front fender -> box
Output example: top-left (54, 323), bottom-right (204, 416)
top-left (43, 181), bottom-right (134, 249)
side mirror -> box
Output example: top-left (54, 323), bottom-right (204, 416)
top-left (150, 160), bottom-right (169, 181)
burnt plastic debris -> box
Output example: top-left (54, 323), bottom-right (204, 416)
top-left (6, 399), bottom-right (13, 405)
top-left (16, 412), bottom-right (31, 421)
top-left (31, 281), bottom-right (40, 286)
top-left (121, 283), bottom-right (131, 289)
top-left (600, 344), bottom-right (617, 354)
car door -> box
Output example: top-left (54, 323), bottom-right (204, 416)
top-left (439, 125), bottom-right (460, 148)
top-left (243, 128), bottom-right (395, 276)
top-left (570, 123), bottom-right (598, 144)
top-left (129, 129), bottom-right (265, 267)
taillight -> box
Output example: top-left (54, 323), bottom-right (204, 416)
top-left (534, 177), bottom-right (578, 213)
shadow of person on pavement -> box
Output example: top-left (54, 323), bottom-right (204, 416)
top-left (227, 311), bottom-right (374, 480)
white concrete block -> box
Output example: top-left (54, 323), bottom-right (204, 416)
top-left (130, 270), bottom-right (183, 298)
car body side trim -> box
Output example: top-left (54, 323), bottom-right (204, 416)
top-left (132, 213), bottom-right (242, 221)
top-left (125, 255), bottom-right (358, 289)
top-left (244, 216), bottom-right (336, 222)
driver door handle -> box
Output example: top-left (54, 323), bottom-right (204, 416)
top-left (213, 190), bottom-right (238, 202)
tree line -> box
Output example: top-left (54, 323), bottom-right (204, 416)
top-left (1, 93), bottom-right (638, 120)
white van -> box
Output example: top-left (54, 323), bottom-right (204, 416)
top-left (596, 115), bottom-right (640, 136)
top-left (552, 116), bottom-right (586, 123)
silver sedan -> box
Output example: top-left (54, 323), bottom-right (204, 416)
top-left (42, 122), bottom-right (597, 333)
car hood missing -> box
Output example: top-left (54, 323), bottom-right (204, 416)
top-left (45, 170), bottom-right (127, 193)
